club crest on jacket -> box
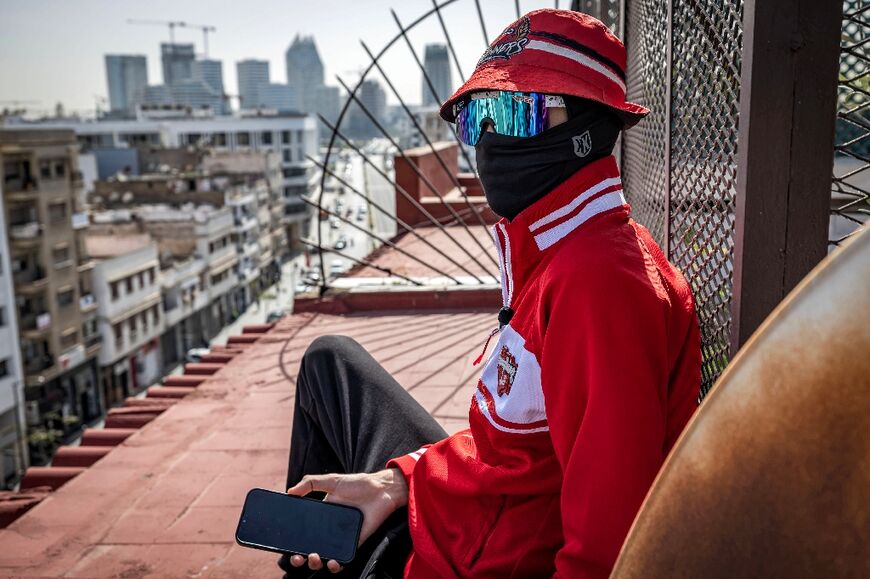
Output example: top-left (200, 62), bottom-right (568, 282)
top-left (477, 16), bottom-right (531, 68)
top-left (496, 345), bottom-right (518, 397)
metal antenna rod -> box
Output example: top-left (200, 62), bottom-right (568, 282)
top-left (316, 114), bottom-right (498, 279)
top-left (474, 0), bottom-right (489, 45)
top-left (308, 154), bottom-right (489, 283)
top-left (300, 197), bottom-right (464, 285)
top-left (297, 239), bottom-right (424, 287)
top-left (335, 74), bottom-right (497, 269)
top-left (391, 11), bottom-right (484, 187)
top-left (431, 0), bottom-right (466, 84)
top-left (515, 0), bottom-right (522, 19)
top-left (360, 42), bottom-right (494, 237)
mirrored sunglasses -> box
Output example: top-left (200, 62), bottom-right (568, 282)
top-left (453, 91), bottom-right (565, 146)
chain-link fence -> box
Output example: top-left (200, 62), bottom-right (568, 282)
top-left (619, 0), bottom-right (744, 398)
top-left (831, 1), bottom-right (869, 248)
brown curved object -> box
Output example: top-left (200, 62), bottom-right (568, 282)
top-left (242, 323), bottom-right (274, 334)
top-left (199, 353), bottom-right (236, 363)
top-left (0, 486), bottom-right (51, 528)
top-left (612, 228), bottom-right (870, 578)
top-left (146, 385), bottom-right (195, 399)
top-left (183, 362), bottom-right (224, 375)
top-left (227, 334), bottom-right (260, 345)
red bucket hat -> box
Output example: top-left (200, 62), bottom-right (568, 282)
top-left (440, 9), bottom-right (649, 127)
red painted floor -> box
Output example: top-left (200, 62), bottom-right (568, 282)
top-left (0, 311), bottom-right (492, 577)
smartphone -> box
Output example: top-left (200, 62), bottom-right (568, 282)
top-left (235, 488), bottom-right (363, 564)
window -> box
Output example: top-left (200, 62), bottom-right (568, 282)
top-left (281, 131), bottom-right (291, 145)
top-left (261, 131), bottom-right (273, 145)
top-left (0, 306), bottom-right (4, 327)
top-left (149, 268), bottom-right (156, 284)
top-left (138, 272), bottom-right (145, 287)
top-left (114, 324), bottom-right (123, 349)
top-left (111, 281), bottom-right (120, 300)
top-left (213, 132), bottom-right (227, 147)
top-left (282, 149), bottom-right (292, 163)
top-left (54, 160), bottom-right (66, 177)
top-left (52, 246), bottom-right (71, 267)
top-left (126, 277), bottom-right (134, 293)
top-left (60, 329), bottom-right (78, 349)
top-left (0, 359), bottom-right (8, 378)
top-left (129, 318), bottom-right (138, 342)
top-left (237, 132), bottom-right (251, 146)
top-left (57, 288), bottom-right (75, 308)
top-left (295, 130), bottom-right (304, 146)
top-left (39, 160), bottom-right (52, 179)
top-left (186, 133), bottom-right (202, 146)
top-left (48, 202), bottom-right (67, 224)
top-left (140, 312), bottom-right (148, 332)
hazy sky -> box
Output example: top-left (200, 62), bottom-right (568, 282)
top-left (0, 0), bottom-right (563, 115)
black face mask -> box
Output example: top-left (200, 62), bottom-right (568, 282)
top-left (475, 105), bottom-right (622, 221)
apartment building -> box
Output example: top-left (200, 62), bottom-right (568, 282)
top-left (85, 235), bottom-right (162, 406)
top-left (0, 192), bottom-right (26, 489)
top-left (0, 130), bottom-right (102, 465)
top-left (89, 206), bottom-right (239, 369)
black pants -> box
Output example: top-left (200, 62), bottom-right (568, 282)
top-left (278, 335), bottom-right (448, 579)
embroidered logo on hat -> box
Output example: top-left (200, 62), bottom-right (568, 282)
top-left (573, 131), bottom-right (592, 157)
top-left (477, 16), bottom-right (531, 68)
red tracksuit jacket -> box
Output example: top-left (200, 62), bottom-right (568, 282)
top-left (388, 156), bottom-right (701, 578)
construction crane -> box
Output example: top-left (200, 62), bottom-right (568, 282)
top-left (127, 19), bottom-right (186, 43)
top-left (178, 22), bottom-right (217, 57)
top-left (127, 19), bottom-right (217, 57)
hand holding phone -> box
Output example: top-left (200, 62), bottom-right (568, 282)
top-left (284, 469), bottom-right (409, 573)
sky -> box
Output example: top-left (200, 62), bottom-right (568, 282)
top-left (0, 0), bottom-right (564, 115)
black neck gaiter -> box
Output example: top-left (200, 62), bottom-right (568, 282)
top-left (475, 107), bottom-right (622, 221)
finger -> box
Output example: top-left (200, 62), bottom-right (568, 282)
top-left (289, 554), bottom-right (305, 567)
top-left (287, 474), bottom-right (340, 496)
top-left (308, 553), bottom-right (323, 570)
top-left (327, 560), bottom-right (344, 573)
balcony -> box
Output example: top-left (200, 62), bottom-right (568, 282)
top-left (24, 354), bottom-right (54, 377)
top-left (71, 212), bottom-right (89, 230)
top-left (10, 222), bottom-right (41, 240)
top-left (21, 312), bottom-right (52, 337)
top-left (79, 293), bottom-right (97, 312)
top-left (13, 266), bottom-right (48, 292)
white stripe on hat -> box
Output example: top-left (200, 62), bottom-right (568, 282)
top-left (525, 39), bottom-right (626, 94)
top-left (532, 190), bottom-right (627, 251)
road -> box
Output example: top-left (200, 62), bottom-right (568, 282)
top-left (304, 140), bottom-right (397, 283)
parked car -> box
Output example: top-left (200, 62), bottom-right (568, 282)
top-left (329, 217), bottom-right (341, 230)
top-left (186, 348), bottom-right (210, 364)
top-left (334, 235), bottom-right (348, 251)
top-left (266, 310), bottom-right (287, 324)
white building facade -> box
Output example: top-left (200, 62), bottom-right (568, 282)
top-left (0, 191), bottom-right (27, 489)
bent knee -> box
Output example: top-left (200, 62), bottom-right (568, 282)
top-left (303, 334), bottom-right (360, 363)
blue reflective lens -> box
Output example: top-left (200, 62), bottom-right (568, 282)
top-left (455, 91), bottom-right (550, 146)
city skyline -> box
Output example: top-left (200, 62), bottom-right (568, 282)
top-left (0, 0), bottom-right (565, 116)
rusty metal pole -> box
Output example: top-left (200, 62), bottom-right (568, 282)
top-left (730, 0), bottom-right (842, 354)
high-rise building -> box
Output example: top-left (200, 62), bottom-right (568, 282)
top-left (315, 85), bottom-right (341, 126)
top-left (104, 55), bottom-right (148, 114)
top-left (237, 59), bottom-right (270, 110)
top-left (422, 44), bottom-right (452, 106)
top-left (347, 79), bottom-right (386, 140)
top-left (160, 43), bottom-right (196, 86)
top-left (285, 35), bottom-right (325, 113)
top-left (191, 59), bottom-right (227, 113)
top-left (0, 183), bottom-right (27, 489)
top-left (0, 129), bottom-right (103, 466)
top-left (257, 84), bottom-right (299, 112)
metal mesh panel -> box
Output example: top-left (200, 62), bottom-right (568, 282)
top-left (831, 1), bottom-right (869, 248)
top-left (621, 0), bottom-right (669, 245)
top-left (669, 0), bottom-right (743, 396)
top-left (621, 0), bottom-right (743, 397)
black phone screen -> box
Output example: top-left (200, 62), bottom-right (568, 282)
top-left (235, 488), bottom-right (363, 563)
